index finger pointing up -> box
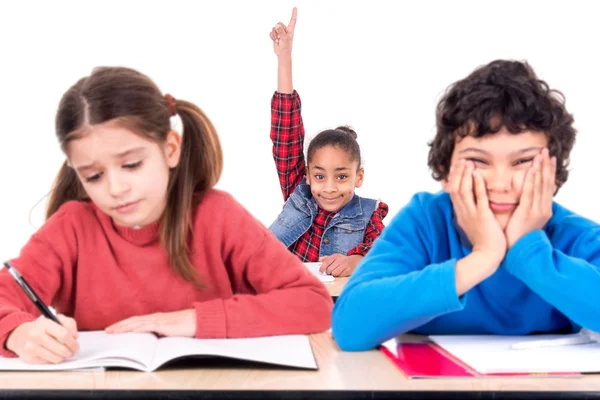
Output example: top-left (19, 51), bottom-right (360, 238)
top-left (288, 7), bottom-right (298, 31)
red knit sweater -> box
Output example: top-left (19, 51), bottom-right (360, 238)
top-left (0, 190), bottom-right (333, 357)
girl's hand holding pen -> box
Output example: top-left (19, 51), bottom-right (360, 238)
top-left (6, 315), bottom-right (79, 364)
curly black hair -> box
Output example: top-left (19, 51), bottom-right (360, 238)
top-left (428, 60), bottom-right (576, 191)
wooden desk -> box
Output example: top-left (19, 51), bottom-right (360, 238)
top-left (326, 276), bottom-right (348, 298)
top-left (0, 332), bottom-right (599, 398)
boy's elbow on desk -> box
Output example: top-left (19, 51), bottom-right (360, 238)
top-left (331, 322), bottom-right (378, 352)
top-left (331, 304), bottom-right (378, 352)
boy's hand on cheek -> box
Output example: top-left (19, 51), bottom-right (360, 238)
top-left (319, 254), bottom-right (361, 277)
top-left (446, 160), bottom-right (506, 266)
top-left (105, 309), bottom-right (196, 338)
top-left (505, 149), bottom-right (556, 249)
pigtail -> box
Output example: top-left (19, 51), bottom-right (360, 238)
top-left (159, 100), bottom-right (223, 287)
top-left (46, 161), bottom-right (88, 220)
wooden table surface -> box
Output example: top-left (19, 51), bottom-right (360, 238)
top-left (325, 276), bottom-right (348, 298)
top-left (0, 331), bottom-right (599, 393)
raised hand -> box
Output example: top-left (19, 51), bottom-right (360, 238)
top-left (270, 7), bottom-right (297, 58)
top-left (505, 148), bottom-right (556, 248)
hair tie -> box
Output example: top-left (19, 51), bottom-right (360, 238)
top-left (164, 94), bottom-right (177, 116)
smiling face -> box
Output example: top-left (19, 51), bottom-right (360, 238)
top-left (66, 122), bottom-right (181, 228)
top-left (449, 127), bottom-right (549, 230)
top-left (305, 145), bottom-right (364, 212)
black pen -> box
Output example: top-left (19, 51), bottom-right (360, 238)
top-left (3, 261), bottom-right (61, 325)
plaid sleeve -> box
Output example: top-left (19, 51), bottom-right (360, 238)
top-left (270, 90), bottom-right (306, 201)
top-left (347, 201), bottom-right (390, 257)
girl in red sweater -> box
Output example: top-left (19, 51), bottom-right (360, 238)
top-left (0, 67), bottom-right (332, 364)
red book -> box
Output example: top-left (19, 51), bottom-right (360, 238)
top-left (380, 341), bottom-right (580, 379)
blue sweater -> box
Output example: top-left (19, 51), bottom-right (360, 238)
top-left (332, 191), bottom-right (600, 351)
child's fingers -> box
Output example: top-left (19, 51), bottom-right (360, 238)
top-left (105, 315), bottom-right (143, 333)
top-left (533, 153), bottom-right (544, 210)
top-left (275, 23), bottom-right (287, 36)
top-left (326, 259), bottom-right (343, 275)
top-left (288, 7), bottom-right (298, 31)
top-left (472, 170), bottom-right (490, 213)
top-left (447, 161), bottom-right (468, 215)
top-left (446, 161), bottom-right (464, 195)
top-left (520, 161), bottom-right (536, 211)
top-left (39, 333), bottom-right (74, 360)
top-left (34, 342), bottom-right (67, 364)
top-left (21, 354), bottom-right (46, 365)
top-left (116, 319), bottom-right (155, 334)
top-left (318, 257), bottom-right (330, 273)
top-left (44, 320), bottom-right (79, 354)
top-left (459, 161), bottom-right (476, 213)
top-left (330, 264), bottom-right (348, 277)
top-left (132, 326), bottom-right (156, 334)
top-left (321, 261), bottom-right (335, 274)
top-left (270, 29), bottom-right (277, 42)
top-left (542, 151), bottom-right (556, 204)
top-left (105, 318), bottom-right (127, 332)
top-left (550, 156), bottom-right (558, 196)
top-left (57, 315), bottom-right (79, 339)
top-left (107, 321), bottom-right (139, 334)
top-left (331, 267), bottom-right (346, 277)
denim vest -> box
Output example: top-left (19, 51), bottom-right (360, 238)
top-left (269, 179), bottom-right (378, 257)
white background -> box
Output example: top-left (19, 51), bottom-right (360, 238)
top-left (0, 0), bottom-right (598, 258)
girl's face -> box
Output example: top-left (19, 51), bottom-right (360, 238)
top-left (67, 123), bottom-right (181, 228)
top-left (306, 146), bottom-right (364, 212)
top-left (448, 127), bottom-right (549, 230)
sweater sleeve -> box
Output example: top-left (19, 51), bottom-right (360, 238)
top-left (0, 205), bottom-right (77, 357)
top-left (192, 193), bottom-right (333, 338)
top-left (332, 194), bottom-right (465, 351)
top-left (503, 225), bottom-right (600, 332)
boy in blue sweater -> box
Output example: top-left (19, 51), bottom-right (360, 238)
top-left (332, 60), bottom-right (600, 351)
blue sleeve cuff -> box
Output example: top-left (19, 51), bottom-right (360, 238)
top-left (437, 259), bottom-right (467, 313)
top-left (504, 230), bottom-right (551, 276)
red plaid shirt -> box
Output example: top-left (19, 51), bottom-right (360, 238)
top-left (270, 91), bottom-right (388, 262)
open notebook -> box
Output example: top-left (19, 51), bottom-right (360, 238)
top-left (0, 331), bottom-right (318, 372)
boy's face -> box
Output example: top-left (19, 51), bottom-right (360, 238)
top-left (448, 127), bottom-right (549, 230)
top-left (67, 122), bottom-right (181, 228)
top-left (306, 146), bottom-right (364, 212)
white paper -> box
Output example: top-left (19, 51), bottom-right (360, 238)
top-left (430, 334), bottom-right (600, 374)
top-left (304, 262), bottom-right (335, 283)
